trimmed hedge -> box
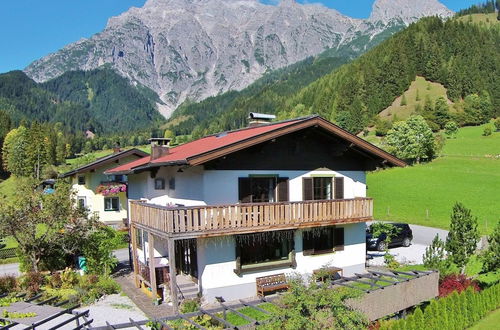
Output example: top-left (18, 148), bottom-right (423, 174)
top-left (380, 284), bottom-right (500, 330)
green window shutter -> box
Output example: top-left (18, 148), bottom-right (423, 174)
top-left (303, 177), bottom-right (313, 201)
top-left (334, 176), bottom-right (344, 199)
top-left (277, 177), bottom-right (289, 202)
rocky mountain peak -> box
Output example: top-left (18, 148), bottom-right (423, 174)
top-left (370, 0), bottom-right (453, 23)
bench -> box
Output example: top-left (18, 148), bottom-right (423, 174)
top-left (256, 273), bottom-right (289, 297)
top-left (313, 267), bottom-right (343, 282)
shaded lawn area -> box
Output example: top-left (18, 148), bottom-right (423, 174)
top-left (368, 123), bottom-right (500, 234)
top-left (470, 308), bottom-right (500, 330)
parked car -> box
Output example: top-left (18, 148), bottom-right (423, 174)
top-left (366, 223), bottom-right (413, 251)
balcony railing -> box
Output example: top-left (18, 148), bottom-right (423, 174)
top-left (130, 198), bottom-right (373, 238)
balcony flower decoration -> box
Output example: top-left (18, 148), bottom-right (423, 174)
top-left (95, 183), bottom-right (127, 196)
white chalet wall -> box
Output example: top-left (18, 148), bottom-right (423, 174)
top-left (197, 222), bottom-right (366, 302)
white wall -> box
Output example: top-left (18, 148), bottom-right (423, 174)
top-left (197, 222), bottom-right (366, 302)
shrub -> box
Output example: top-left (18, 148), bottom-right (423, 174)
top-left (46, 272), bottom-right (62, 289)
top-left (494, 118), bottom-right (500, 131)
top-left (480, 220), bottom-right (500, 273)
top-left (181, 298), bottom-right (200, 313)
top-left (483, 126), bottom-right (492, 136)
top-left (444, 121), bottom-right (459, 138)
top-left (375, 120), bottom-right (392, 137)
top-left (0, 275), bottom-right (17, 294)
top-left (60, 268), bottom-right (79, 289)
top-left (439, 274), bottom-right (479, 297)
top-left (18, 272), bottom-right (45, 295)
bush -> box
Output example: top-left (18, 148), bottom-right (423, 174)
top-left (483, 126), bottom-right (493, 136)
top-left (82, 226), bottom-right (118, 275)
top-left (439, 274), bottom-right (480, 297)
top-left (494, 118), bottom-right (500, 131)
top-left (46, 272), bottom-right (62, 289)
top-left (0, 275), bottom-right (17, 294)
top-left (181, 299), bottom-right (200, 313)
top-left (18, 272), bottom-right (45, 295)
top-left (60, 268), bottom-right (79, 289)
top-left (375, 120), bottom-right (392, 136)
top-left (444, 121), bottom-right (459, 138)
top-left (79, 276), bottom-right (120, 304)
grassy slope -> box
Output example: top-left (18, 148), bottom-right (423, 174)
top-left (470, 309), bottom-right (500, 330)
top-left (367, 123), bottom-right (500, 234)
top-left (378, 76), bottom-right (452, 121)
top-left (457, 13), bottom-right (499, 26)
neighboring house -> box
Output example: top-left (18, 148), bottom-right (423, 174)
top-left (61, 148), bottom-right (149, 228)
top-left (105, 115), bottom-right (405, 307)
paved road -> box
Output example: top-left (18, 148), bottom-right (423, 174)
top-left (0, 248), bottom-right (130, 277)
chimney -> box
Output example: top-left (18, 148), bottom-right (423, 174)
top-left (149, 138), bottom-right (171, 160)
top-left (248, 112), bottom-right (276, 127)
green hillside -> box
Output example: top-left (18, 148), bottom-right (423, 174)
top-left (367, 122), bottom-right (500, 234)
top-left (0, 68), bottom-right (163, 134)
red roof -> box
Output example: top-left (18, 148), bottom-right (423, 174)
top-left (106, 118), bottom-right (306, 174)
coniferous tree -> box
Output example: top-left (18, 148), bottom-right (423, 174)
top-left (480, 220), bottom-right (500, 272)
top-left (445, 203), bottom-right (480, 271)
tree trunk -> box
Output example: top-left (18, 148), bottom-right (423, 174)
top-left (29, 250), bottom-right (38, 273)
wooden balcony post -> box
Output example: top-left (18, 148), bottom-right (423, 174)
top-left (148, 232), bottom-right (158, 305)
top-left (130, 225), bottom-right (140, 288)
top-left (168, 238), bottom-right (179, 314)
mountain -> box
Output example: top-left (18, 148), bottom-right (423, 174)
top-left (166, 15), bottom-right (500, 136)
top-left (0, 68), bottom-right (163, 134)
top-left (24, 0), bottom-right (453, 117)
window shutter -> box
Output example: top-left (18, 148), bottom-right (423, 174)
top-left (334, 177), bottom-right (344, 199)
top-left (303, 177), bottom-right (313, 201)
top-left (334, 227), bottom-right (345, 250)
top-left (277, 177), bottom-right (289, 202)
top-left (238, 177), bottom-right (252, 203)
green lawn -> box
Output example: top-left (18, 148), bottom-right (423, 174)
top-left (367, 123), bottom-right (500, 234)
top-left (470, 309), bottom-right (500, 330)
top-left (457, 13), bottom-right (499, 27)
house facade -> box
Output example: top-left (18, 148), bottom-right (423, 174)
top-left (61, 148), bottom-right (149, 228)
top-left (106, 116), bottom-right (405, 308)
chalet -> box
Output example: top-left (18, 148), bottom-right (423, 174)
top-left (105, 115), bottom-right (405, 308)
top-left (61, 148), bottom-right (149, 228)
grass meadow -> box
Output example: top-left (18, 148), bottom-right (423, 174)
top-left (367, 123), bottom-right (500, 234)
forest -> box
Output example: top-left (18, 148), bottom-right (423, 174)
top-left (167, 14), bottom-right (500, 137)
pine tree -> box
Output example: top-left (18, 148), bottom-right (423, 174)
top-left (423, 234), bottom-right (447, 270)
top-left (445, 202), bottom-right (480, 271)
top-left (400, 94), bottom-right (408, 106)
top-left (415, 89), bottom-right (421, 102)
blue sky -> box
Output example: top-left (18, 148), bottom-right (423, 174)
top-left (0, 0), bottom-right (481, 73)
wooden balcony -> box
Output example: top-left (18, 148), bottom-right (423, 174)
top-left (130, 198), bottom-right (373, 238)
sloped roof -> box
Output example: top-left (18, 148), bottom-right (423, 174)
top-left (105, 116), bottom-right (406, 174)
top-left (60, 148), bottom-right (149, 178)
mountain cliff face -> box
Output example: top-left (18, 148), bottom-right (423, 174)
top-left (24, 0), bottom-right (453, 118)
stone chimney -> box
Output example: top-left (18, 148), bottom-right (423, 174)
top-left (248, 112), bottom-right (276, 127)
top-left (149, 138), bottom-right (171, 160)
top-left (113, 142), bottom-right (121, 153)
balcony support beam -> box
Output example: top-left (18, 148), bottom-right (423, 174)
top-left (130, 224), bottom-right (140, 288)
top-left (148, 232), bottom-right (158, 304)
top-left (168, 238), bottom-right (179, 314)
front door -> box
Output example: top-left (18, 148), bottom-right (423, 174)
top-left (175, 239), bottom-right (198, 280)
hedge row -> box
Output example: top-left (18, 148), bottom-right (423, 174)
top-left (380, 284), bottom-right (500, 330)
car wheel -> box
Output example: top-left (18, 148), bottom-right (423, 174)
top-left (402, 237), bottom-right (411, 247)
top-left (377, 241), bottom-right (387, 252)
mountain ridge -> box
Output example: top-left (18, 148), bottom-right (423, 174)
top-left (24, 0), bottom-right (453, 117)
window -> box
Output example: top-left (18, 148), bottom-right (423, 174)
top-left (113, 174), bottom-right (125, 182)
top-left (234, 230), bottom-right (295, 274)
top-left (303, 176), bottom-right (344, 200)
top-left (104, 197), bottom-right (119, 211)
top-left (77, 196), bottom-right (87, 209)
top-left (303, 226), bottom-right (345, 255)
top-left (238, 176), bottom-right (289, 203)
top-left (154, 178), bottom-right (165, 190)
top-left (78, 175), bottom-right (86, 185)
top-left (169, 177), bottom-right (176, 190)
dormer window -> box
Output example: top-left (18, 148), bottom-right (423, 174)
top-left (78, 176), bottom-right (86, 185)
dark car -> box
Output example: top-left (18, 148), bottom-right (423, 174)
top-left (366, 223), bottom-right (413, 251)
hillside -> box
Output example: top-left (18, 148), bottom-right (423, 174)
top-left (166, 14), bottom-right (499, 137)
top-left (0, 68), bottom-right (163, 134)
top-left (24, 0), bottom-right (453, 113)
top-left (367, 122), bottom-right (500, 234)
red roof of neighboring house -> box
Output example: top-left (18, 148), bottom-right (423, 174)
top-left (106, 116), bottom-right (406, 174)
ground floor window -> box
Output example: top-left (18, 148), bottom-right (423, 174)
top-left (77, 196), bottom-right (87, 209)
top-left (234, 230), bottom-right (295, 274)
top-left (303, 226), bottom-right (345, 255)
top-left (104, 197), bottom-right (119, 211)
